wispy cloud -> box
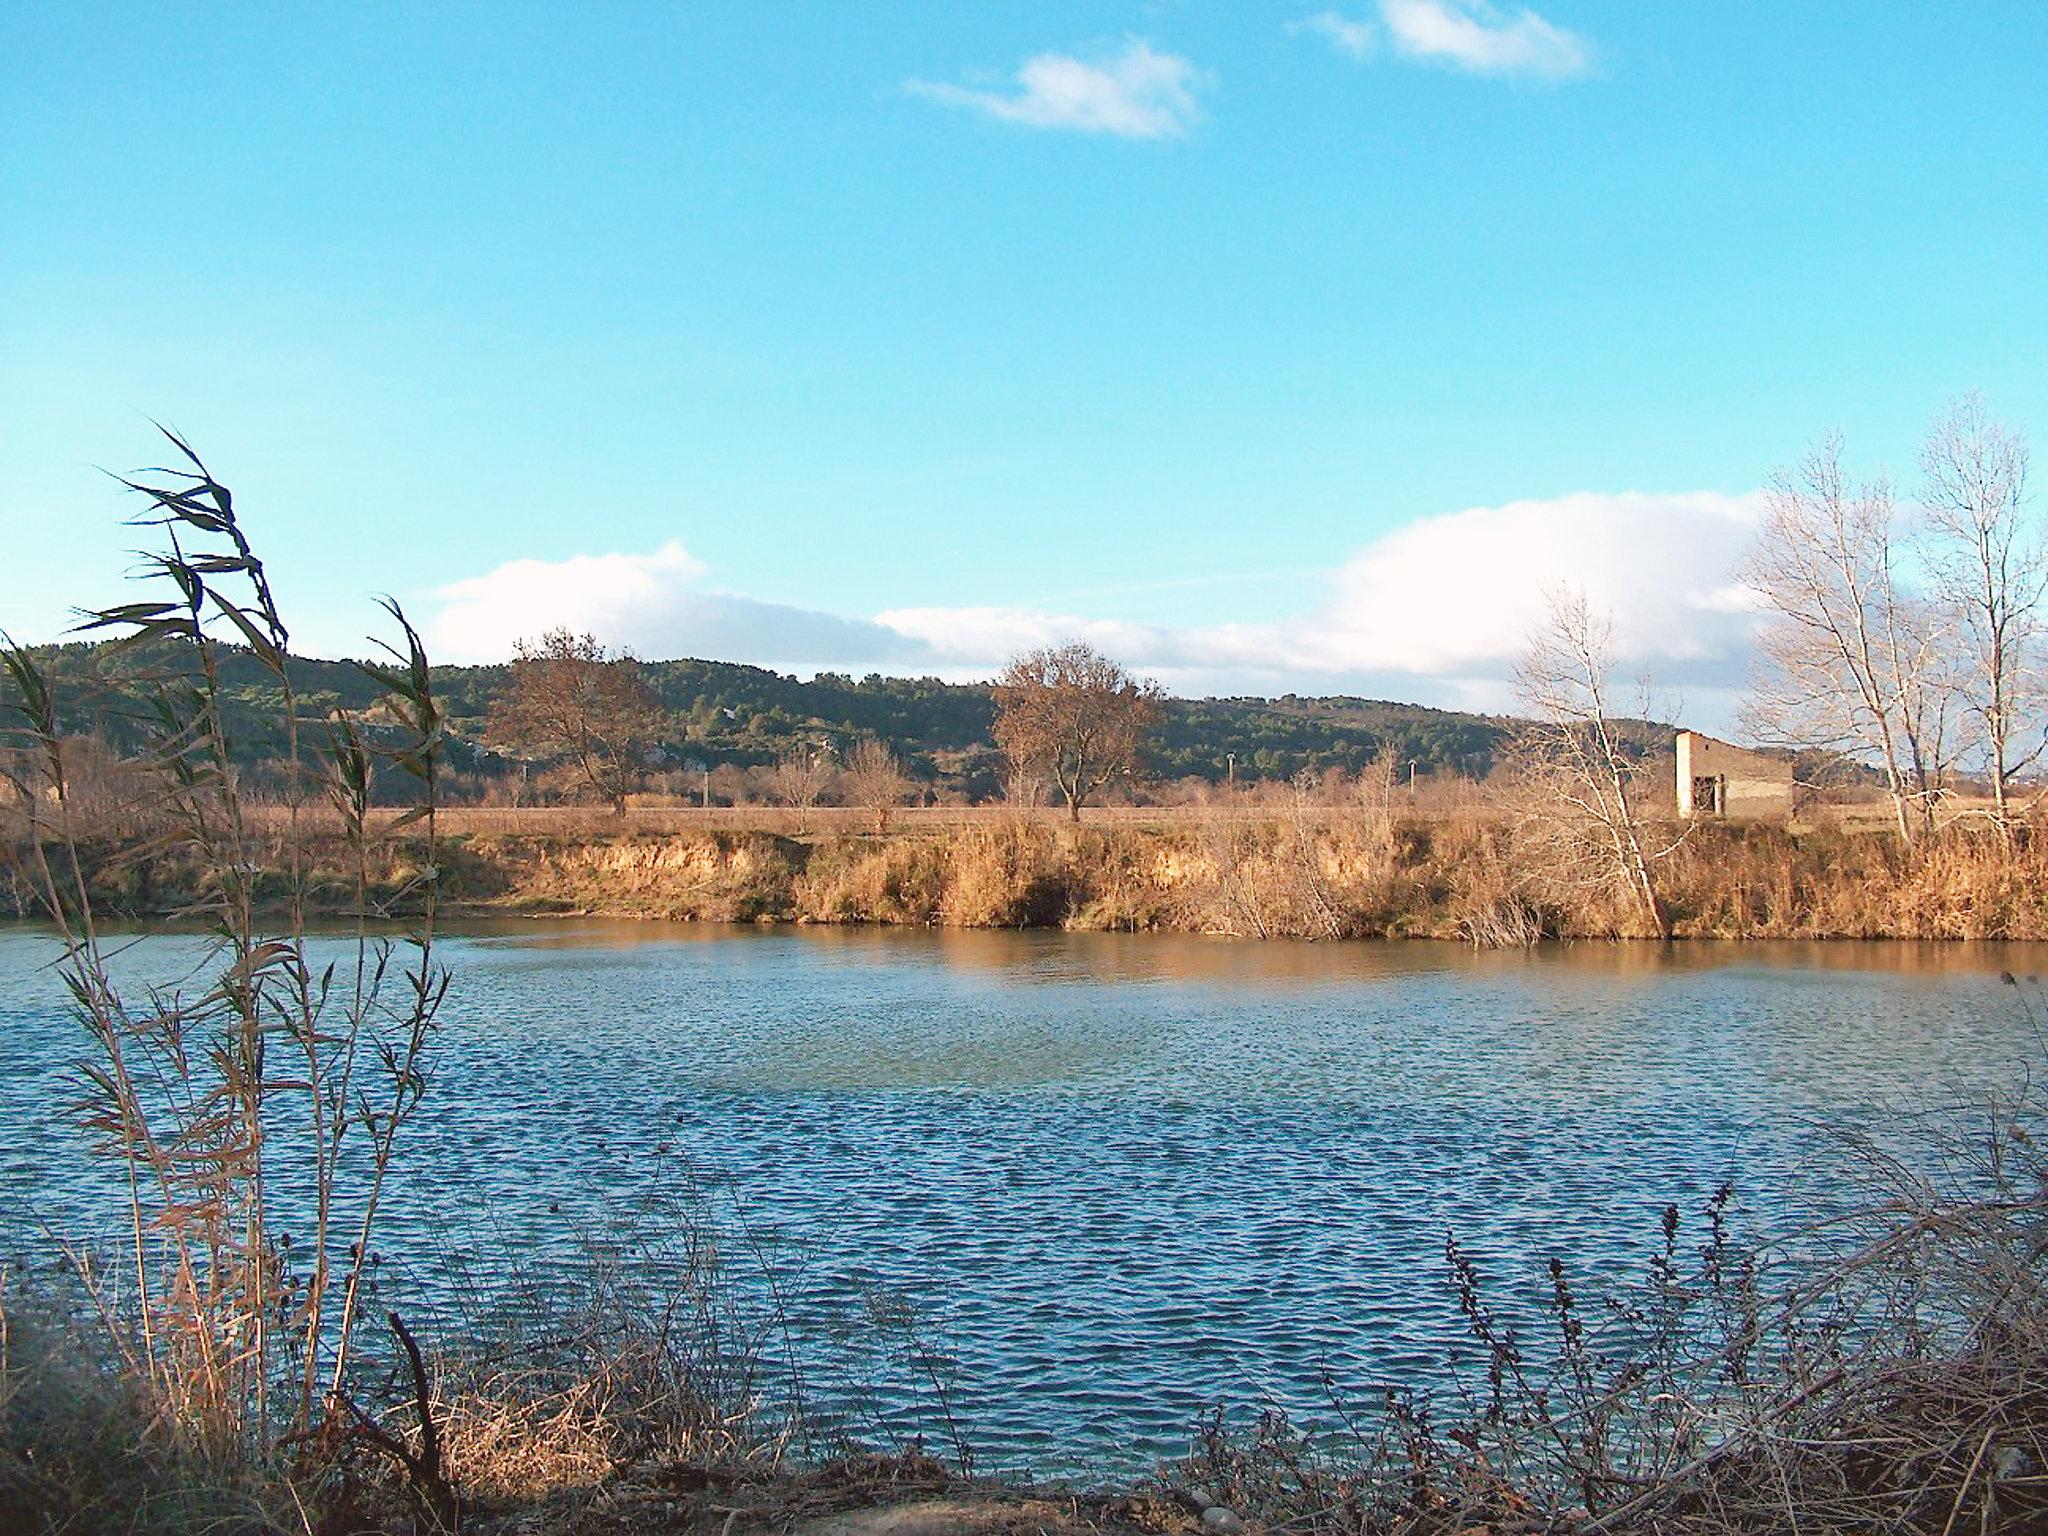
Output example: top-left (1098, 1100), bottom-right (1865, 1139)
top-left (906, 40), bottom-right (1207, 139)
top-left (1289, 11), bottom-right (1379, 60)
top-left (1378, 0), bottom-right (1591, 80)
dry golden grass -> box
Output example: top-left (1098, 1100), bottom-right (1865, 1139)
top-left (238, 801), bottom-right (1505, 839)
top-left (31, 803), bottom-right (2048, 942)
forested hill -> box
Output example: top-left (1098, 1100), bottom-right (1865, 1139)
top-left (10, 640), bottom-right (1514, 790)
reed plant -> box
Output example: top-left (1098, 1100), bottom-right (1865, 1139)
top-left (0, 433), bottom-right (447, 1486)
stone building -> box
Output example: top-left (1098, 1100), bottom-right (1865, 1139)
top-left (1674, 730), bottom-right (1794, 821)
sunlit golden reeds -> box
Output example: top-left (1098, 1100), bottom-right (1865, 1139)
top-left (1, 432), bottom-right (448, 1479)
top-left (26, 792), bottom-right (2048, 944)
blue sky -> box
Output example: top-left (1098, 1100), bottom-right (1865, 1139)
top-left (3, 2), bottom-right (2044, 715)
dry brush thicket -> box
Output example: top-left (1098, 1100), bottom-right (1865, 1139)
top-left (24, 798), bottom-right (2048, 942)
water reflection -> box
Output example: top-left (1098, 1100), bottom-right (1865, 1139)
top-left (461, 917), bottom-right (2048, 982)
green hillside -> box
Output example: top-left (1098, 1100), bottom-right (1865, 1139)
top-left (7, 639), bottom-right (1515, 798)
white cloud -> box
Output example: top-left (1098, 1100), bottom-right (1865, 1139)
top-left (1378, 0), bottom-right (1590, 80)
top-left (888, 491), bottom-right (1760, 709)
top-left (427, 541), bottom-right (706, 660)
top-left (1290, 11), bottom-right (1379, 59)
top-left (422, 540), bottom-right (932, 671)
top-left (1299, 490), bottom-right (1760, 682)
top-left (907, 41), bottom-right (1206, 139)
top-left (419, 490), bottom-right (1761, 726)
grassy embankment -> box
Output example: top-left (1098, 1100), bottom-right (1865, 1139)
top-left (25, 806), bottom-right (2048, 942)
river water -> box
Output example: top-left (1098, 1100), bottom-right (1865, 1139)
top-left (2, 924), bottom-right (2041, 1474)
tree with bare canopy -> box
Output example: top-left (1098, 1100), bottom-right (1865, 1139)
top-left (771, 742), bottom-right (834, 832)
top-left (488, 629), bottom-right (664, 813)
top-left (1921, 393), bottom-right (2041, 839)
top-left (841, 737), bottom-right (911, 832)
top-left (1511, 587), bottom-right (1680, 940)
top-left (1741, 434), bottom-right (1953, 844)
top-left (993, 642), bottom-right (1162, 822)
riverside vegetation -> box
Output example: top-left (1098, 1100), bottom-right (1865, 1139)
top-left (17, 808), bottom-right (2048, 944)
top-left (4, 444), bottom-right (2047, 1535)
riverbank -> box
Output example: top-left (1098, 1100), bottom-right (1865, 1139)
top-left (22, 813), bottom-right (2048, 941)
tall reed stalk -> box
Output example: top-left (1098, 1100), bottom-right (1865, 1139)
top-left (0, 430), bottom-right (446, 1466)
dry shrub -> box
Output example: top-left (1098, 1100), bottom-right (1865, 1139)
top-left (3, 1177), bottom-right (819, 1534)
top-left (1656, 821), bottom-right (1812, 936)
top-left (1323, 759), bottom-right (1403, 901)
top-left (943, 820), bottom-right (1074, 927)
top-left (1, 1283), bottom-right (145, 1533)
top-left (1885, 829), bottom-right (2048, 938)
top-left (0, 737), bottom-right (162, 849)
top-left (773, 814), bottom-right (2048, 942)
top-left (1456, 890), bottom-right (1547, 950)
top-left (796, 836), bottom-right (952, 925)
top-left (792, 822), bottom-right (1080, 928)
top-left (305, 1179), bottom-right (818, 1531)
top-left (1177, 789), bottom-right (1370, 941)
top-left (1186, 811), bottom-right (1282, 938)
top-left (1062, 827), bottom-right (1169, 932)
top-left (1651, 821), bottom-right (2048, 940)
top-left (427, 1280), bottom-right (771, 1506)
top-left (1427, 818), bottom-right (1548, 947)
top-left (0, 1277), bottom-right (292, 1536)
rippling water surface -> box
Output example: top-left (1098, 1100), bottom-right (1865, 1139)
top-left (2, 924), bottom-right (2041, 1473)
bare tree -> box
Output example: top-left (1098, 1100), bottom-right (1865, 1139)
top-left (1511, 588), bottom-right (1678, 939)
top-left (1741, 434), bottom-right (1954, 843)
top-left (993, 642), bottom-right (1162, 822)
top-left (841, 737), bottom-right (910, 833)
top-left (771, 741), bottom-right (834, 831)
top-left (488, 628), bottom-right (664, 813)
top-left (1286, 769), bottom-right (1346, 940)
top-left (1922, 393), bottom-right (2041, 836)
